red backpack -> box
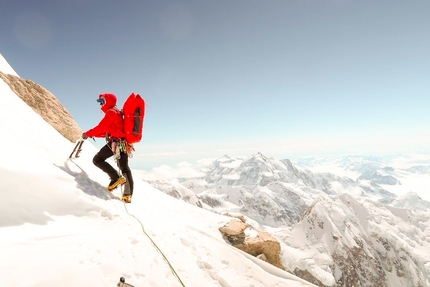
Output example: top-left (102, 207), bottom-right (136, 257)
top-left (122, 93), bottom-right (145, 144)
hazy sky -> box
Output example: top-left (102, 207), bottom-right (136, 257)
top-left (1, 0), bottom-right (429, 169)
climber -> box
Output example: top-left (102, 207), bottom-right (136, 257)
top-left (82, 93), bottom-right (134, 203)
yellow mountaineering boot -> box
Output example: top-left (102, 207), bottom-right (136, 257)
top-left (122, 194), bottom-right (132, 203)
top-left (108, 176), bottom-right (126, 191)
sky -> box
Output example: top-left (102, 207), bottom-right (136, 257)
top-left (1, 0), bottom-right (430, 170)
top-left (0, 64), bottom-right (316, 287)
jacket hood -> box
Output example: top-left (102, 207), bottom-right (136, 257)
top-left (99, 93), bottom-right (117, 113)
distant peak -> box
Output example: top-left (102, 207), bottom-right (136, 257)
top-left (252, 151), bottom-right (265, 158)
top-left (218, 154), bottom-right (231, 160)
top-left (213, 154), bottom-right (232, 164)
top-left (401, 191), bottom-right (420, 199)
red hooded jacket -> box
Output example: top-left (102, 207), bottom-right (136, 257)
top-left (85, 93), bottom-right (125, 139)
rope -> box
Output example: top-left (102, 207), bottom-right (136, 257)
top-left (122, 200), bottom-right (186, 287)
top-left (115, 159), bottom-right (186, 287)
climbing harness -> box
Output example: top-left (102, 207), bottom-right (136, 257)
top-left (107, 136), bottom-right (135, 160)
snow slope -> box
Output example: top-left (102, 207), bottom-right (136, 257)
top-left (0, 54), bottom-right (315, 287)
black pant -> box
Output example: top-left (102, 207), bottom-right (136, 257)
top-left (93, 144), bottom-right (134, 195)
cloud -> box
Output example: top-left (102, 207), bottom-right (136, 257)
top-left (220, 160), bottom-right (243, 169)
top-left (216, 147), bottom-right (259, 153)
top-left (138, 161), bottom-right (205, 181)
top-left (196, 157), bottom-right (217, 166)
top-left (133, 130), bottom-right (430, 171)
top-left (138, 151), bottom-right (189, 157)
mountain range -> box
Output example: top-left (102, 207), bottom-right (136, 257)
top-left (145, 152), bottom-right (430, 286)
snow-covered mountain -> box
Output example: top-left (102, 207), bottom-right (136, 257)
top-left (149, 152), bottom-right (428, 228)
top-left (278, 193), bottom-right (429, 287)
top-left (3, 51), bottom-right (430, 286)
top-left (0, 53), bottom-right (315, 287)
top-left (144, 153), bottom-right (430, 286)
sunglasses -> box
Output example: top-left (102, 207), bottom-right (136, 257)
top-left (96, 98), bottom-right (106, 105)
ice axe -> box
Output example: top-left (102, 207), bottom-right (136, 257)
top-left (69, 138), bottom-right (85, 158)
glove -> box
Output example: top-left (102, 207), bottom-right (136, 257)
top-left (82, 132), bottom-right (88, 140)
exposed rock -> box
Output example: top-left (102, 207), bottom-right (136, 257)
top-left (357, 170), bottom-right (400, 185)
top-left (223, 213), bottom-right (247, 223)
top-left (293, 269), bottom-right (325, 287)
top-left (219, 219), bottom-right (248, 244)
top-left (237, 215), bottom-right (246, 223)
top-left (235, 231), bottom-right (284, 269)
top-left (199, 194), bottom-right (223, 207)
top-left (168, 189), bottom-right (181, 199)
top-left (0, 71), bottom-right (81, 142)
top-left (219, 219), bottom-right (285, 270)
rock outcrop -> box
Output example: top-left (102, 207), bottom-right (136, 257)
top-left (219, 217), bottom-right (285, 270)
top-left (0, 71), bottom-right (81, 142)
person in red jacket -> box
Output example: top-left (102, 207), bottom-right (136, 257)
top-left (83, 93), bottom-right (134, 203)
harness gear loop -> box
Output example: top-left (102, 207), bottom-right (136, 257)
top-left (106, 135), bottom-right (134, 158)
